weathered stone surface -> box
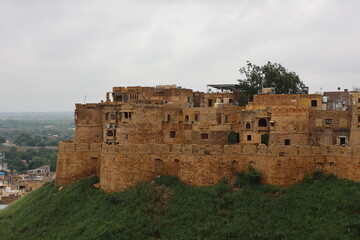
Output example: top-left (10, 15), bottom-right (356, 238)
top-left (57, 142), bottom-right (360, 192)
top-left (56, 85), bottom-right (360, 192)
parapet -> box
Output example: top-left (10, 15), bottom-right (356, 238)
top-left (59, 141), bottom-right (358, 158)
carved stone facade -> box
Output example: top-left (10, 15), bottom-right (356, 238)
top-left (56, 85), bottom-right (360, 192)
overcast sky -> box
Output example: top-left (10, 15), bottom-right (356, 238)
top-left (1, 0), bottom-right (359, 112)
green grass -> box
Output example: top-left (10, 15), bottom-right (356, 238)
top-left (0, 174), bottom-right (359, 240)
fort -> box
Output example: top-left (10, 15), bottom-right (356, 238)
top-left (56, 84), bottom-right (360, 192)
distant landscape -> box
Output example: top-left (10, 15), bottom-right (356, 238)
top-left (0, 112), bottom-right (74, 173)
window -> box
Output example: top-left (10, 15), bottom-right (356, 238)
top-left (194, 114), bottom-right (200, 121)
top-left (284, 139), bottom-right (291, 145)
top-left (123, 95), bottom-right (129, 102)
top-left (245, 122), bottom-right (251, 129)
top-left (358, 98), bottom-right (360, 103)
top-left (167, 114), bottom-right (171, 122)
top-left (325, 119), bottom-right (333, 124)
top-left (110, 113), bottom-right (116, 120)
top-left (224, 115), bottom-right (229, 123)
top-left (105, 112), bottom-right (110, 120)
top-left (337, 136), bottom-right (347, 145)
top-left (329, 162), bottom-right (336, 174)
top-left (115, 93), bottom-right (122, 102)
top-left (247, 135), bottom-right (252, 141)
top-left (187, 96), bottom-right (191, 103)
top-left (169, 131), bottom-right (176, 138)
top-left (358, 116), bottom-right (360, 123)
top-left (311, 100), bottom-right (318, 107)
top-left (184, 115), bottom-right (189, 122)
top-left (155, 158), bottom-right (162, 169)
top-left (201, 133), bottom-right (209, 139)
top-left (124, 112), bottom-right (132, 119)
top-left (261, 134), bottom-right (269, 145)
top-left (107, 131), bottom-right (114, 137)
top-left (258, 118), bottom-right (267, 127)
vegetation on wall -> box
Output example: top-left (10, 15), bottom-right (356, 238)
top-left (0, 171), bottom-right (359, 239)
top-left (227, 131), bottom-right (239, 144)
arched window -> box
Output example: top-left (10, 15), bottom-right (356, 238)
top-left (107, 131), bottom-right (114, 137)
top-left (258, 118), bottom-right (267, 127)
top-left (184, 115), bottom-right (189, 122)
top-left (245, 122), bottom-right (251, 129)
top-left (358, 116), bottom-right (360, 123)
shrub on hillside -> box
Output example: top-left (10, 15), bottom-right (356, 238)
top-left (235, 165), bottom-right (262, 187)
top-left (153, 175), bottom-right (182, 187)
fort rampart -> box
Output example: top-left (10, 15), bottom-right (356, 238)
top-left (57, 141), bottom-right (360, 192)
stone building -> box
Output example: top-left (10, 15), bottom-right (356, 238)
top-left (56, 85), bottom-right (360, 192)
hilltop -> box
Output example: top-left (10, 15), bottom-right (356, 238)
top-left (0, 173), bottom-right (359, 239)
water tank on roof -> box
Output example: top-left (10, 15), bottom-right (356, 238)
top-left (262, 88), bottom-right (275, 94)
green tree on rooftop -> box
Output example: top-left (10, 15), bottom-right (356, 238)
top-left (238, 61), bottom-right (307, 105)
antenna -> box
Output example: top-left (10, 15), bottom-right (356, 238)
top-left (84, 94), bottom-right (87, 104)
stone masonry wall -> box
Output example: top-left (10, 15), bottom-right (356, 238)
top-left (56, 142), bottom-right (360, 192)
top-left (56, 141), bottom-right (101, 185)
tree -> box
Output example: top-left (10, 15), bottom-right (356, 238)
top-left (0, 135), bottom-right (5, 144)
top-left (227, 132), bottom-right (239, 144)
top-left (28, 156), bottom-right (46, 169)
top-left (238, 62), bottom-right (264, 105)
top-left (238, 61), bottom-right (307, 104)
top-left (7, 157), bottom-right (27, 173)
top-left (14, 132), bottom-right (35, 146)
top-left (34, 135), bottom-right (45, 147)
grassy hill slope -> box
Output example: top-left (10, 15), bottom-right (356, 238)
top-left (0, 173), bottom-right (359, 240)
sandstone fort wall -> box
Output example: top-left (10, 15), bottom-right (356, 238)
top-left (57, 142), bottom-right (360, 192)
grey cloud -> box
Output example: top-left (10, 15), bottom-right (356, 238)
top-left (0, 0), bottom-right (359, 111)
